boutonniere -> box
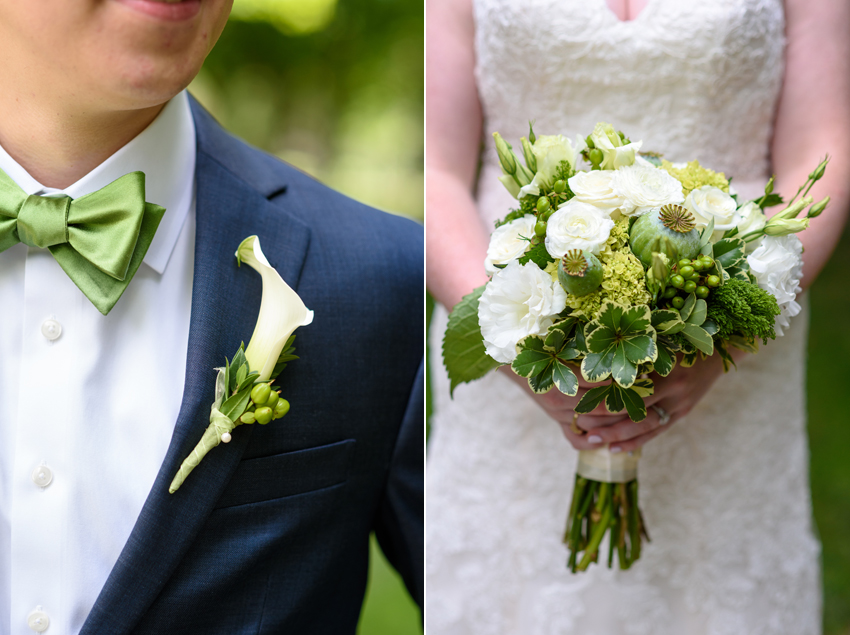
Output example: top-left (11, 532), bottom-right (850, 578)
top-left (169, 235), bottom-right (314, 494)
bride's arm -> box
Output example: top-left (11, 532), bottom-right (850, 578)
top-left (583, 0), bottom-right (850, 452)
top-left (426, 0), bottom-right (489, 310)
top-left (772, 0), bottom-right (850, 286)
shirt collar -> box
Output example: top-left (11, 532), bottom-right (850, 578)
top-left (0, 90), bottom-right (196, 275)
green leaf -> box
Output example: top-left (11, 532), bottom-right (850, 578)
top-left (605, 383), bottom-right (625, 413)
top-left (702, 319), bottom-right (719, 337)
top-left (727, 334), bottom-right (760, 354)
top-left (686, 299), bottom-right (707, 326)
top-left (631, 377), bottom-right (655, 398)
top-left (597, 302), bottom-right (626, 332)
top-left (222, 357), bottom-right (231, 399)
top-left (528, 363), bottom-right (556, 393)
top-left (611, 345), bottom-right (637, 388)
top-left (235, 363), bottom-right (247, 389)
top-left (617, 385), bottom-right (648, 422)
top-left (759, 192), bottom-right (784, 209)
top-left (545, 318), bottom-right (577, 351)
top-left (575, 384), bottom-right (611, 414)
top-left (713, 238), bottom-right (745, 270)
top-left (621, 334), bottom-right (657, 365)
top-left (517, 241), bottom-right (555, 269)
top-left (552, 361), bottom-right (579, 396)
top-left (716, 339), bottom-right (737, 372)
top-left (511, 336), bottom-right (551, 378)
top-left (586, 325), bottom-right (618, 353)
top-left (680, 293), bottom-right (696, 322)
top-left (652, 309), bottom-right (685, 335)
top-left (237, 370), bottom-right (260, 392)
top-left (220, 384), bottom-right (253, 421)
top-left (653, 344), bottom-right (676, 377)
top-left (681, 350), bottom-right (698, 367)
top-left (681, 323), bottom-right (714, 355)
top-left (570, 323), bottom-right (589, 353)
top-left (443, 286), bottom-right (501, 395)
top-left (556, 346), bottom-right (580, 363)
top-left (619, 305), bottom-right (652, 336)
top-left (581, 349), bottom-right (614, 382)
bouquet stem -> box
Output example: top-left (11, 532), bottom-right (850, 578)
top-left (564, 449), bottom-right (649, 572)
top-left (168, 409), bottom-right (237, 494)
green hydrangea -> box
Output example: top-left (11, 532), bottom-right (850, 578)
top-left (706, 278), bottom-right (780, 344)
top-left (564, 219), bottom-right (651, 319)
top-left (661, 160), bottom-right (729, 197)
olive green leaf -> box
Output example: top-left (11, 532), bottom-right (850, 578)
top-left (512, 336), bottom-right (552, 378)
top-left (681, 323), bottom-right (714, 355)
top-left (686, 298), bottom-right (707, 326)
top-left (698, 217), bottom-right (715, 249)
top-left (443, 285), bottom-right (501, 395)
top-left (713, 238), bottom-right (745, 270)
top-left (513, 332), bottom-right (580, 396)
top-left (553, 360), bottom-right (579, 395)
top-left (582, 303), bottom-right (656, 389)
top-left (574, 383), bottom-right (611, 414)
top-left (680, 293), bottom-right (696, 322)
top-left (651, 308), bottom-right (685, 335)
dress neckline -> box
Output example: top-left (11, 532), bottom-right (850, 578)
top-left (599, 0), bottom-right (656, 25)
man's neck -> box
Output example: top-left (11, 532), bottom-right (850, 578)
top-left (0, 99), bottom-right (166, 190)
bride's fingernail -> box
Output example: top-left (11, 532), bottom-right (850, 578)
top-left (610, 446), bottom-right (622, 454)
top-left (588, 435), bottom-right (603, 444)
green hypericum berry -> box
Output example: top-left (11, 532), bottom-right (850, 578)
top-left (255, 407), bottom-right (273, 425)
top-left (696, 286), bottom-right (710, 299)
top-left (701, 256), bottom-right (714, 268)
top-left (537, 196), bottom-right (550, 214)
top-left (240, 411), bottom-right (256, 424)
top-left (273, 399), bottom-right (290, 419)
top-left (535, 221), bottom-right (547, 237)
top-left (671, 296), bottom-right (685, 309)
top-left (692, 260), bottom-right (705, 272)
top-left (677, 259), bottom-right (691, 269)
top-left (684, 280), bottom-right (697, 294)
top-left (554, 180), bottom-right (567, 193)
top-left (670, 274), bottom-right (685, 288)
top-left (662, 287), bottom-right (677, 299)
top-left (707, 275), bottom-right (721, 288)
top-left (588, 149), bottom-right (603, 165)
top-left (251, 383), bottom-right (272, 405)
top-left (679, 265), bottom-right (694, 278)
top-left (265, 391), bottom-right (279, 410)
top-left (585, 135), bottom-right (595, 149)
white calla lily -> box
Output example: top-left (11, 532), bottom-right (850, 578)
top-left (237, 235), bottom-right (314, 381)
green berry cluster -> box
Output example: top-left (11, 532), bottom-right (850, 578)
top-left (533, 180), bottom-right (569, 236)
top-left (661, 255), bottom-right (721, 309)
top-left (239, 382), bottom-right (291, 425)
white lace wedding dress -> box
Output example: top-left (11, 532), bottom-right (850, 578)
top-left (426, 1), bottom-right (822, 633)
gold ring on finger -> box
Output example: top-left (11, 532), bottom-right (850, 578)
top-left (569, 411), bottom-right (585, 436)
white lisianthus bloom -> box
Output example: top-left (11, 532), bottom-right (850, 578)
top-left (568, 170), bottom-right (627, 215)
top-left (733, 201), bottom-right (767, 251)
top-left (611, 163), bottom-right (685, 216)
top-left (484, 215), bottom-right (537, 274)
top-left (544, 198), bottom-right (615, 258)
top-left (478, 260), bottom-right (567, 363)
top-left (589, 122), bottom-right (643, 170)
top-left (519, 134), bottom-right (585, 198)
top-left (747, 235), bottom-right (804, 336)
top-left (684, 185), bottom-right (738, 232)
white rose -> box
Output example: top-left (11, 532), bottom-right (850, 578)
top-left (732, 201), bottom-right (767, 251)
top-left (611, 163), bottom-right (685, 216)
top-left (478, 260), bottom-right (567, 363)
top-left (519, 134), bottom-right (585, 198)
top-left (589, 122), bottom-right (643, 170)
top-left (544, 198), bottom-right (615, 258)
top-left (484, 215), bottom-right (537, 275)
top-left (747, 235), bottom-right (804, 336)
top-left (684, 185), bottom-right (738, 232)
top-left (568, 170), bottom-right (627, 214)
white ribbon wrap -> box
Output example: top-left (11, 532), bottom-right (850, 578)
top-left (576, 447), bottom-right (641, 483)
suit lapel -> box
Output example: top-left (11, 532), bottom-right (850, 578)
top-left (80, 103), bottom-right (311, 635)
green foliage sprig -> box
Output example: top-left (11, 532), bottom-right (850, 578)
top-left (706, 279), bottom-right (780, 344)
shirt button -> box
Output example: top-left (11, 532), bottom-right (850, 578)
top-left (31, 465), bottom-right (53, 488)
top-left (41, 319), bottom-right (62, 341)
top-left (27, 607), bottom-right (49, 632)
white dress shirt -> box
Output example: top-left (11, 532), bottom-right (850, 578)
top-left (0, 91), bottom-right (196, 634)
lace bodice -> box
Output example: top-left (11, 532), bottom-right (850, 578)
top-left (427, 2), bottom-right (822, 634)
top-left (474, 0), bottom-right (785, 225)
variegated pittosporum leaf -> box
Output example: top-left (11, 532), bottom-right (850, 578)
top-left (511, 318), bottom-right (582, 396)
top-left (581, 302), bottom-right (657, 389)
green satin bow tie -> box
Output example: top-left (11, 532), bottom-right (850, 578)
top-left (0, 169), bottom-right (165, 315)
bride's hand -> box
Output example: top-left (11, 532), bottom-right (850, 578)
top-left (503, 353), bottom-right (730, 452)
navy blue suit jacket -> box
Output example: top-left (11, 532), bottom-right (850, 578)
top-left (78, 98), bottom-right (424, 634)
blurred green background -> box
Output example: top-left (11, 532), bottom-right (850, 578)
top-left (191, 1), bottom-right (422, 633)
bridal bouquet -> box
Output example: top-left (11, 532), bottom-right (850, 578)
top-left (442, 122), bottom-right (828, 572)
